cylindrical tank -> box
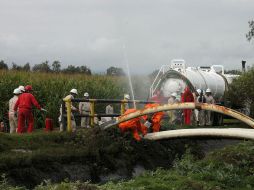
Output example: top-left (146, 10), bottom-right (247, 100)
top-left (149, 60), bottom-right (240, 125)
top-left (159, 67), bottom-right (228, 102)
top-left (150, 60), bottom-right (239, 103)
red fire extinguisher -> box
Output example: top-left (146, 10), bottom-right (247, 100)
top-left (41, 108), bottom-right (53, 132)
top-left (45, 118), bottom-right (53, 132)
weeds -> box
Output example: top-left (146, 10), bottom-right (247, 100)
top-left (100, 141), bottom-right (254, 190)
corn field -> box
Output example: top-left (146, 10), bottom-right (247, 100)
top-left (0, 70), bottom-right (129, 128)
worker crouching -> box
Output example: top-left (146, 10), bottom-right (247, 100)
top-left (143, 103), bottom-right (164, 132)
top-left (119, 109), bottom-right (147, 141)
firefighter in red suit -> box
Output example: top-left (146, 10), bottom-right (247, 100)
top-left (14, 85), bottom-right (42, 133)
top-left (181, 87), bottom-right (194, 125)
top-left (151, 90), bottom-right (163, 103)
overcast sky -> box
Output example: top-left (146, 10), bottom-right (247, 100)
top-left (0, 0), bottom-right (254, 74)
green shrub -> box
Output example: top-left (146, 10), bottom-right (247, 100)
top-left (35, 180), bottom-right (98, 190)
top-left (100, 141), bottom-right (254, 190)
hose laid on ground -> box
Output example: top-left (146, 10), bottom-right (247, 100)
top-left (106, 103), bottom-right (254, 129)
top-left (144, 128), bottom-right (254, 141)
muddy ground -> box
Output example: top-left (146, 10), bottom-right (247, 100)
top-left (0, 126), bottom-right (244, 189)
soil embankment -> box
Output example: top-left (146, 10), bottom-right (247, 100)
top-left (0, 128), bottom-right (205, 189)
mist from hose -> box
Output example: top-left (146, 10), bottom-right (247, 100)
top-left (122, 44), bottom-right (136, 109)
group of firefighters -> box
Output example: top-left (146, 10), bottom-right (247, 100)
top-left (6, 85), bottom-right (215, 139)
top-left (59, 89), bottom-right (117, 130)
top-left (8, 85), bottom-right (44, 134)
top-left (7, 87), bottom-right (91, 134)
top-left (119, 87), bottom-right (215, 141)
top-left (168, 87), bottom-right (215, 126)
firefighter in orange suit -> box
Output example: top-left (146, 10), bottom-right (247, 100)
top-left (119, 109), bottom-right (147, 141)
top-left (143, 103), bottom-right (164, 132)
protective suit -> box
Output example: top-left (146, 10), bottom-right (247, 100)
top-left (181, 87), bottom-right (194, 125)
top-left (79, 101), bottom-right (91, 128)
top-left (151, 90), bottom-right (165, 103)
top-left (59, 94), bottom-right (78, 131)
top-left (168, 94), bottom-right (177, 125)
top-left (104, 104), bottom-right (114, 121)
top-left (9, 91), bottom-right (19, 133)
top-left (193, 92), bottom-right (198, 125)
top-left (205, 90), bottom-right (215, 126)
top-left (106, 104), bottom-right (114, 114)
top-left (123, 94), bottom-right (130, 111)
top-left (143, 103), bottom-right (164, 132)
top-left (197, 90), bottom-right (206, 126)
top-left (119, 109), bottom-right (147, 141)
top-left (14, 90), bottom-right (41, 133)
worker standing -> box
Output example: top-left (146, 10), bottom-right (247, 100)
top-left (99, 104), bottom-right (114, 124)
top-left (151, 90), bottom-right (163, 103)
top-left (205, 88), bottom-right (215, 126)
top-left (197, 90), bottom-right (206, 126)
top-left (60, 89), bottom-right (78, 131)
top-left (106, 104), bottom-right (114, 120)
top-left (14, 85), bottom-right (42, 133)
top-left (194, 89), bottom-right (201, 126)
top-left (9, 88), bottom-right (21, 133)
top-left (168, 92), bottom-right (177, 125)
top-left (79, 92), bottom-right (91, 128)
top-left (123, 94), bottom-right (130, 111)
top-left (181, 87), bottom-right (194, 125)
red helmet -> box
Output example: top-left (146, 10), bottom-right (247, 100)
top-left (25, 85), bottom-right (33, 91)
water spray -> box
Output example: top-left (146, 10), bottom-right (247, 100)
top-left (122, 44), bottom-right (136, 109)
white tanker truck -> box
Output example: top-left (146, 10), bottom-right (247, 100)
top-left (149, 59), bottom-right (239, 125)
top-left (150, 59), bottom-right (238, 102)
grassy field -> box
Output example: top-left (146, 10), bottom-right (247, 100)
top-left (0, 71), bottom-right (129, 128)
top-left (0, 71), bottom-right (152, 129)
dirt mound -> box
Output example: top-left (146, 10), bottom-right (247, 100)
top-left (0, 128), bottom-right (203, 188)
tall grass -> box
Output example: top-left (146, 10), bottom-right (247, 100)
top-left (0, 71), bottom-right (127, 128)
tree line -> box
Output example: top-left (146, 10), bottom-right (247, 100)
top-left (0, 60), bottom-right (125, 76)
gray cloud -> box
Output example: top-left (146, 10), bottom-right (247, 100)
top-left (0, 0), bottom-right (254, 74)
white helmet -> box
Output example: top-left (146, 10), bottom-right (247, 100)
top-left (206, 88), bottom-right (211, 93)
top-left (18, 85), bottom-right (25, 92)
top-left (13, 88), bottom-right (21, 95)
top-left (84, 92), bottom-right (89, 97)
top-left (196, 89), bottom-right (201, 95)
top-left (124, 94), bottom-right (130, 100)
top-left (70, 89), bottom-right (78, 95)
top-left (171, 92), bottom-right (177, 97)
